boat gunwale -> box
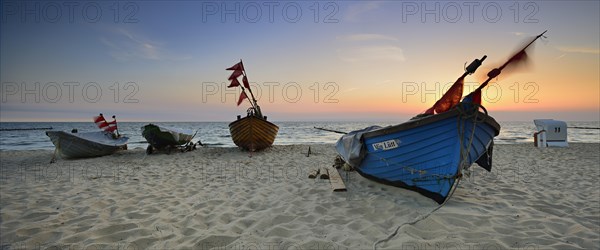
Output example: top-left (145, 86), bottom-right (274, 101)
top-left (45, 130), bottom-right (128, 159)
top-left (46, 131), bottom-right (128, 148)
top-left (228, 115), bottom-right (279, 129)
top-left (362, 108), bottom-right (501, 140)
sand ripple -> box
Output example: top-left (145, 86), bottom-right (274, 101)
top-left (1, 144), bottom-right (598, 249)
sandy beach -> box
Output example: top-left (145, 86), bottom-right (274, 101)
top-left (1, 143), bottom-right (598, 249)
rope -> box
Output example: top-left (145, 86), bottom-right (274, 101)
top-left (372, 176), bottom-right (462, 250)
top-left (373, 104), bottom-right (489, 250)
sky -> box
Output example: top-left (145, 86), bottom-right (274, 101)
top-left (1, 1), bottom-right (599, 122)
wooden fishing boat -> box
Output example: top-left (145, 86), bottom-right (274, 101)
top-left (141, 124), bottom-right (197, 154)
top-left (229, 114), bottom-right (279, 152)
top-left (226, 60), bottom-right (279, 151)
top-left (46, 131), bottom-right (128, 159)
top-left (335, 31), bottom-right (546, 204)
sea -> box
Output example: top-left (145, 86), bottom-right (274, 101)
top-left (0, 121), bottom-right (598, 151)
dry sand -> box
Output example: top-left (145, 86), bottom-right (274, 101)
top-left (1, 143), bottom-right (599, 249)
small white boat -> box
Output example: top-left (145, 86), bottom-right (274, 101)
top-left (46, 131), bottom-right (129, 159)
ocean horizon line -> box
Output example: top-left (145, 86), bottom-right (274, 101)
top-left (2, 119), bottom-right (600, 123)
top-left (1, 121), bottom-right (598, 151)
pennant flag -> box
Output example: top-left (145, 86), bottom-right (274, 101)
top-left (237, 92), bottom-right (248, 106)
top-left (478, 32), bottom-right (545, 88)
top-left (424, 106), bottom-right (435, 115)
top-left (93, 113), bottom-right (105, 124)
top-left (242, 76), bottom-right (250, 88)
top-left (93, 114), bottom-right (109, 130)
top-left (424, 76), bottom-right (465, 115)
top-left (93, 113), bottom-right (119, 133)
top-left (226, 61), bottom-right (244, 72)
top-left (502, 48), bottom-right (530, 75)
top-left (462, 89), bottom-right (482, 105)
top-left (106, 116), bottom-right (118, 133)
top-left (228, 77), bottom-right (241, 88)
top-left (228, 70), bottom-right (243, 80)
top-left (472, 89), bottom-right (482, 105)
top-left (508, 49), bottom-right (528, 65)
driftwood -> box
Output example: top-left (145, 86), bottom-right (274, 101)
top-left (308, 168), bottom-right (320, 179)
top-left (319, 167), bottom-right (330, 179)
top-left (328, 166), bottom-right (347, 192)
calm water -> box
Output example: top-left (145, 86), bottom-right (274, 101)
top-left (0, 121), bottom-right (598, 151)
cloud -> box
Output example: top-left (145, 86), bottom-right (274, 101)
top-left (338, 45), bottom-right (405, 62)
top-left (337, 33), bottom-right (405, 63)
top-left (554, 54), bottom-right (566, 61)
top-left (101, 28), bottom-right (190, 62)
top-left (556, 46), bottom-right (600, 54)
top-left (511, 32), bottom-right (525, 36)
top-left (337, 34), bottom-right (398, 42)
top-left (342, 87), bottom-right (359, 93)
top-left (343, 2), bottom-right (381, 22)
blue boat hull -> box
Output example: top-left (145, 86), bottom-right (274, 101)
top-left (353, 108), bottom-right (500, 204)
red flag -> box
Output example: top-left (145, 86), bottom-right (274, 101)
top-left (435, 76), bottom-right (464, 113)
top-left (502, 49), bottom-right (529, 75)
top-left (237, 92), bottom-right (248, 106)
top-left (93, 113), bottom-right (119, 133)
top-left (424, 76), bottom-right (465, 114)
top-left (226, 62), bottom-right (244, 71)
top-left (93, 114), bottom-right (105, 124)
top-left (93, 114), bottom-right (109, 130)
top-left (462, 88), bottom-right (482, 106)
top-left (424, 107), bottom-right (435, 115)
top-left (228, 70), bottom-right (243, 80)
top-left (508, 49), bottom-right (528, 64)
top-left (228, 77), bottom-right (241, 88)
top-left (242, 76), bottom-right (250, 88)
top-left (472, 89), bottom-right (482, 105)
top-left (106, 120), bottom-right (118, 133)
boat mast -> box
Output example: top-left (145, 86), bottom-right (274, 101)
top-left (239, 59), bottom-right (263, 118)
top-left (112, 115), bottom-right (120, 136)
top-left (238, 83), bottom-right (257, 112)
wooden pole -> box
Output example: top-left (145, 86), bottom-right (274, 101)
top-left (238, 85), bottom-right (256, 111)
top-left (112, 115), bottom-right (120, 136)
top-left (239, 59), bottom-right (263, 118)
top-left (314, 127), bottom-right (347, 134)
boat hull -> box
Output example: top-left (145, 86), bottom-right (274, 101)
top-left (344, 107), bottom-right (500, 204)
top-left (229, 116), bottom-right (278, 151)
top-left (141, 124), bottom-right (194, 150)
top-left (46, 131), bottom-right (128, 159)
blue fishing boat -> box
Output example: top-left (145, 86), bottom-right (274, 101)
top-left (336, 31), bottom-right (546, 204)
top-left (337, 105), bottom-right (500, 204)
